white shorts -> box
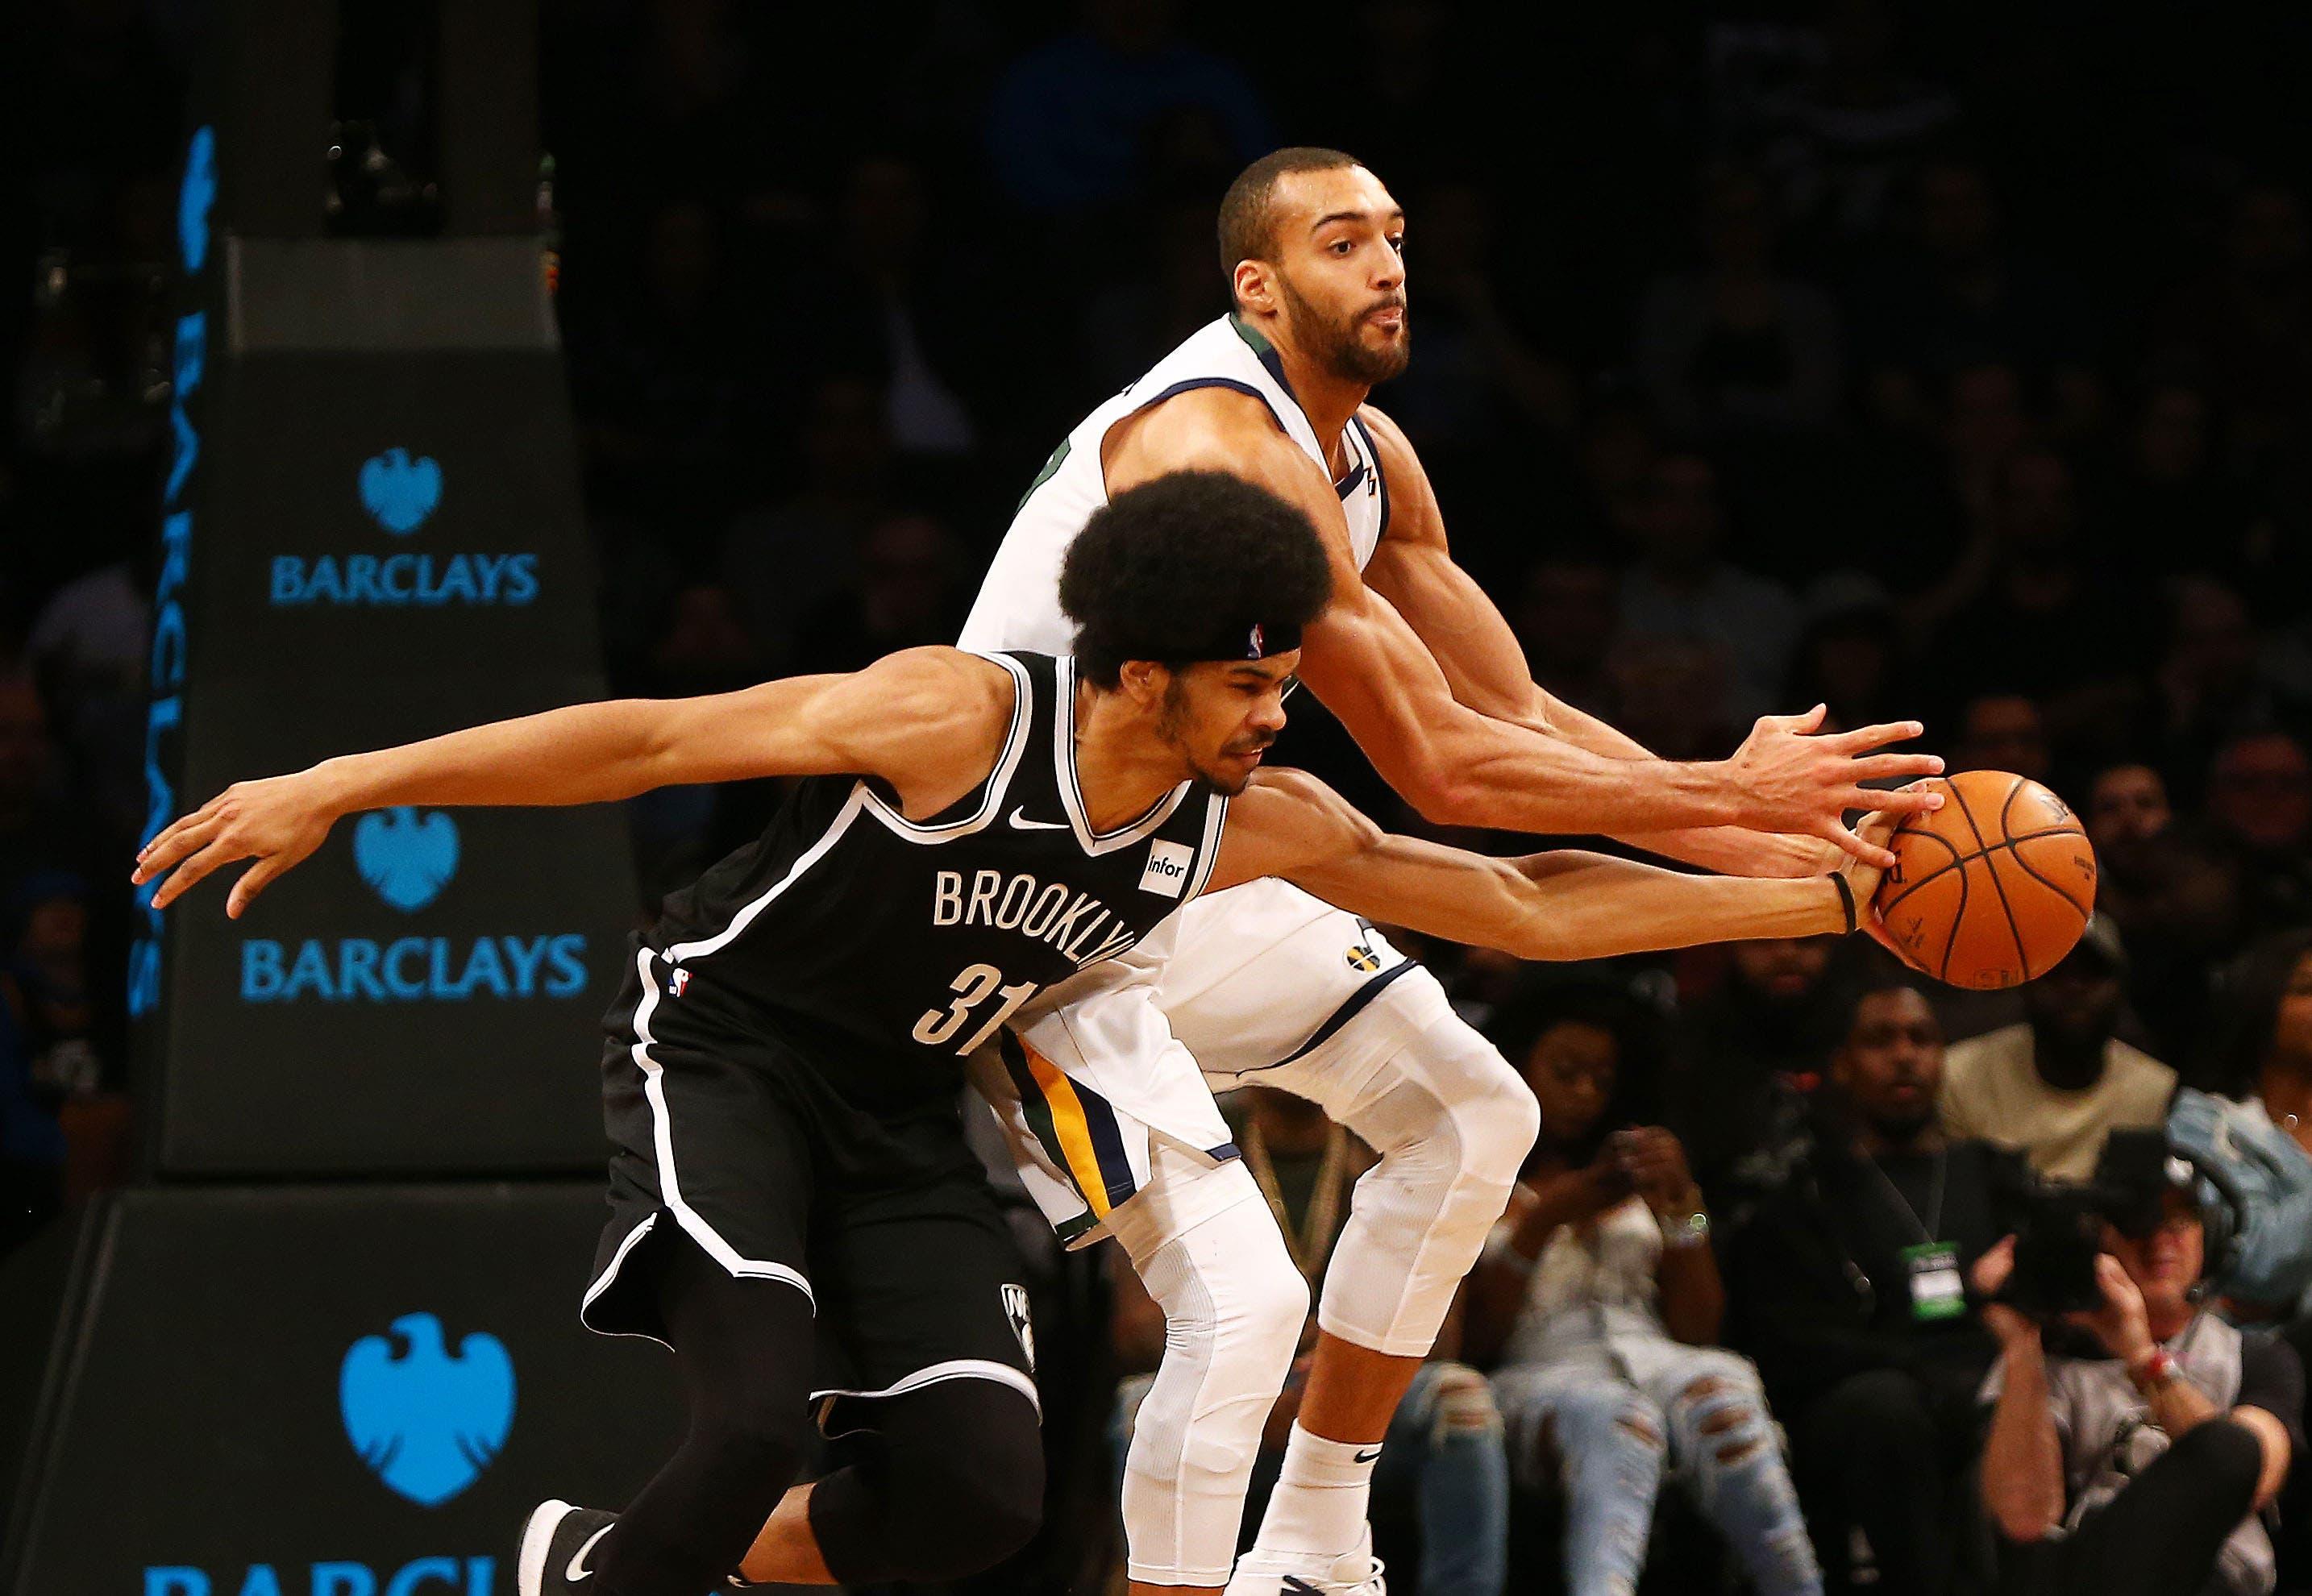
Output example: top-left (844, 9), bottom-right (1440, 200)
top-left (971, 879), bottom-right (1455, 1245)
top-left (1158, 878), bottom-right (1455, 1091)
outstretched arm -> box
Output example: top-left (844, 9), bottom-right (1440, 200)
top-left (1107, 390), bottom-right (1937, 865)
top-left (133, 647), bottom-right (1011, 916)
top-left (1354, 405), bottom-right (1924, 878)
top-left (1206, 768), bottom-right (1882, 962)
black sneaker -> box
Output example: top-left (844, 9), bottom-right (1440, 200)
top-left (517, 1499), bottom-right (618, 1593)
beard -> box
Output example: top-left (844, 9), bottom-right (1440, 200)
top-left (1159, 680), bottom-right (1272, 795)
top-left (1279, 272), bottom-right (1410, 386)
top-left (1869, 1101), bottom-right (1937, 1145)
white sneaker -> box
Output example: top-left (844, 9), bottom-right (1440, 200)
top-left (1225, 1543), bottom-right (1387, 1596)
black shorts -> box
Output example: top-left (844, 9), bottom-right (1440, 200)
top-left (582, 947), bottom-right (1037, 1421)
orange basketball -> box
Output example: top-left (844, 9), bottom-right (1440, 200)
top-left (1874, 769), bottom-right (2098, 990)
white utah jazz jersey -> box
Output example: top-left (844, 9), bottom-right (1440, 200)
top-left (958, 315), bottom-right (1457, 1251)
top-left (958, 314), bottom-right (1389, 654)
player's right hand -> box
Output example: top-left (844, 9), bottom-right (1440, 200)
top-left (131, 771), bottom-right (340, 918)
top-left (1726, 704), bottom-right (1943, 867)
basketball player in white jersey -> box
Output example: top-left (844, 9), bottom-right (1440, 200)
top-left (958, 149), bottom-right (1944, 1596)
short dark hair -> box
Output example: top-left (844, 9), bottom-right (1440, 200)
top-left (1832, 960), bottom-right (1935, 1046)
top-left (1059, 471), bottom-right (1332, 688)
top-left (1217, 147), bottom-right (1362, 286)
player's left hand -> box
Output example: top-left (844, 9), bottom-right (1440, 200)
top-left (131, 770), bottom-right (341, 917)
top-left (1833, 810), bottom-right (1902, 934)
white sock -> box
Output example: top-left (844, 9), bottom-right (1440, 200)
top-left (1251, 1422), bottom-right (1378, 1560)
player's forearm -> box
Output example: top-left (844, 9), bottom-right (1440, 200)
top-left (1297, 840), bottom-right (1848, 962)
top-left (1393, 717), bottom-right (1749, 834)
top-left (1486, 850), bottom-right (1846, 960)
top-left (1537, 695), bottom-right (1825, 874)
top-left (310, 699), bottom-right (679, 814)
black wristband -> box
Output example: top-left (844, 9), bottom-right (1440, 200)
top-left (1829, 871), bottom-right (1857, 934)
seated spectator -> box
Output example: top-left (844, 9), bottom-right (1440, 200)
top-left (2089, 761), bottom-right (2174, 936)
top-left (2150, 578), bottom-right (2284, 797)
top-left (2148, 183), bottom-right (2312, 457)
top-left (1850, 160), bottom-right (2101, 438)
top-left (983, 0), bottom-right (1272, 216)
top-left (1948, 692), bottom-right (2050, 784)
top-left (1, 872), bottom-right (99, 1257)
top-left (1940, 917), bottom-right (2175, 1181)
top-left (1974, 1153), bottom-right (2302, 1596)
top-left (2206, 728), bottom-right (2312, 937)
top-left (1733, 976), bottom-right (2023, 1596)
top-left (1786, 572), bottom-right (1911, 738)
top-left (1665, 935), bottom-right (1850, 1220)
top-left (1634, 160), bottom-right (1841, 438)
top-left (1612, 452), bottom-right (1800, 728)
top-left (1110, 1086), bottom-right (1510, 1596)
top-left (1923, 451), bottom-right (2152, 746)
top-left (1512, 551), bottom-right (1622, 725)
top-left (1471, 995), bottom-right (1823, 1596)
top-left (788, 511), bottom-right (970, 675)
top-left (716, 372), bottom-right (896, 672)
top-left (2212, 929), bottom-right (2312, 1155)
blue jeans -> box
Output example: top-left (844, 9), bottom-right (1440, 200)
top-left (1494, 1347), bottom-right (1822, 1596)
top-left (1109, 1359), bottom-right (1511, 1594)
top-left (1375, 1361), bottom-right (1512, 1596)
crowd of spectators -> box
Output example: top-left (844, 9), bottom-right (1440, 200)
top-left (10, 1), bottom-right (2312, 1591)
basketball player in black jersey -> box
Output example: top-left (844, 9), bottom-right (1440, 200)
top-left (136, 472), bottom-right (1892, 1596)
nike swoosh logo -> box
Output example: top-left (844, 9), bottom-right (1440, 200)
top-left (1008, 807), bottom-right (1070, 831)
top-left (1283, 1581), bottom-right (1323, 1594)
top-left (1354, 1447), bottom-right (1383, 1462)
top-left (567, 1523), bottom-right (613, 1581)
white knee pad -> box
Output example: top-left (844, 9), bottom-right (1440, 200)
top-left (1110, 1149), bottom-right (1310, 1587)
top-left (1320, 1011), bottom-right (1539, 1356)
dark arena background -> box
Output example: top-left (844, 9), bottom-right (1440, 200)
top-left (6, 2), bottom-right (2312, 1594)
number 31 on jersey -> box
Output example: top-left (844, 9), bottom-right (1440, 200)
top-left (911, 962), bottom-right (1040, 1054)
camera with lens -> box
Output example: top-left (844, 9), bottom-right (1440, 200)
top-left (2000, 1128), bottom-right (2241, 1320)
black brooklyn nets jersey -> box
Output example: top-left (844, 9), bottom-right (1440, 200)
top-left (641, 650), bottom-right (1229, 1120)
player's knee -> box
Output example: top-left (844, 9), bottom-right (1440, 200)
top-left (898, 1429), bottom-right (1045, 1573)
top-left (1455, 1043), bottom-right (1540, 1188)
top-left (1236, 1253), bottom-right (1312, 1365)
top-left (688, 1407), bottom-right (813, 1498)
top-left (1361, 1028), bottom-right (1536, 1195)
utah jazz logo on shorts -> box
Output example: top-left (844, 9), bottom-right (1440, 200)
top-left (339, 1313), bottom-right (517, 1507)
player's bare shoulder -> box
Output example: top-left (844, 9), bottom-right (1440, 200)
top-left (858, 646), bottom-right (1017, 738)
top-left (1211, 766), bottom-right (1383, 888)
top-left (1354, 402), bottom-right (1444, 549)
top-left (1104, 385), bottom-right (1327, 505)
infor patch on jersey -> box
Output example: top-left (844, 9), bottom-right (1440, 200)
top-left (1139, 839), bottom-right (1195, 898)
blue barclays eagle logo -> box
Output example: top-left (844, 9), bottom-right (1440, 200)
top-left (179, 126), bottom-right (216, 273)
top-left (353, 807), bottom-right (459, 911)
top-left (339, 1312), bottom-right (516, 1507)
top-left (360, 448), bottom-right (445, 534)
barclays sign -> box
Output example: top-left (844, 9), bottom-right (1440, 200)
top-left (128, 124), bottom-right (216, 1020)
top-left (138, 1315), bottom-right (513, 1594)
top-left (268, 449), bottom-right (538, 609)
top-left (341, 1313), bottom-right (517, 1506)
top-left (239, 809), bottom-right (588, 1004)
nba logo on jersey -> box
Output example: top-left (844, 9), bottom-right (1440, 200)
top-left (667, 967), bottom-right (690, 997)
top-left (1001, 1282), bottom-right (1036, 1371)
top-left (1139, 839), bottom-right (1195, 899)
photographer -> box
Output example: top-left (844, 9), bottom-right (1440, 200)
top-left (1976, 1140), bottom-right (2303, 1596)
